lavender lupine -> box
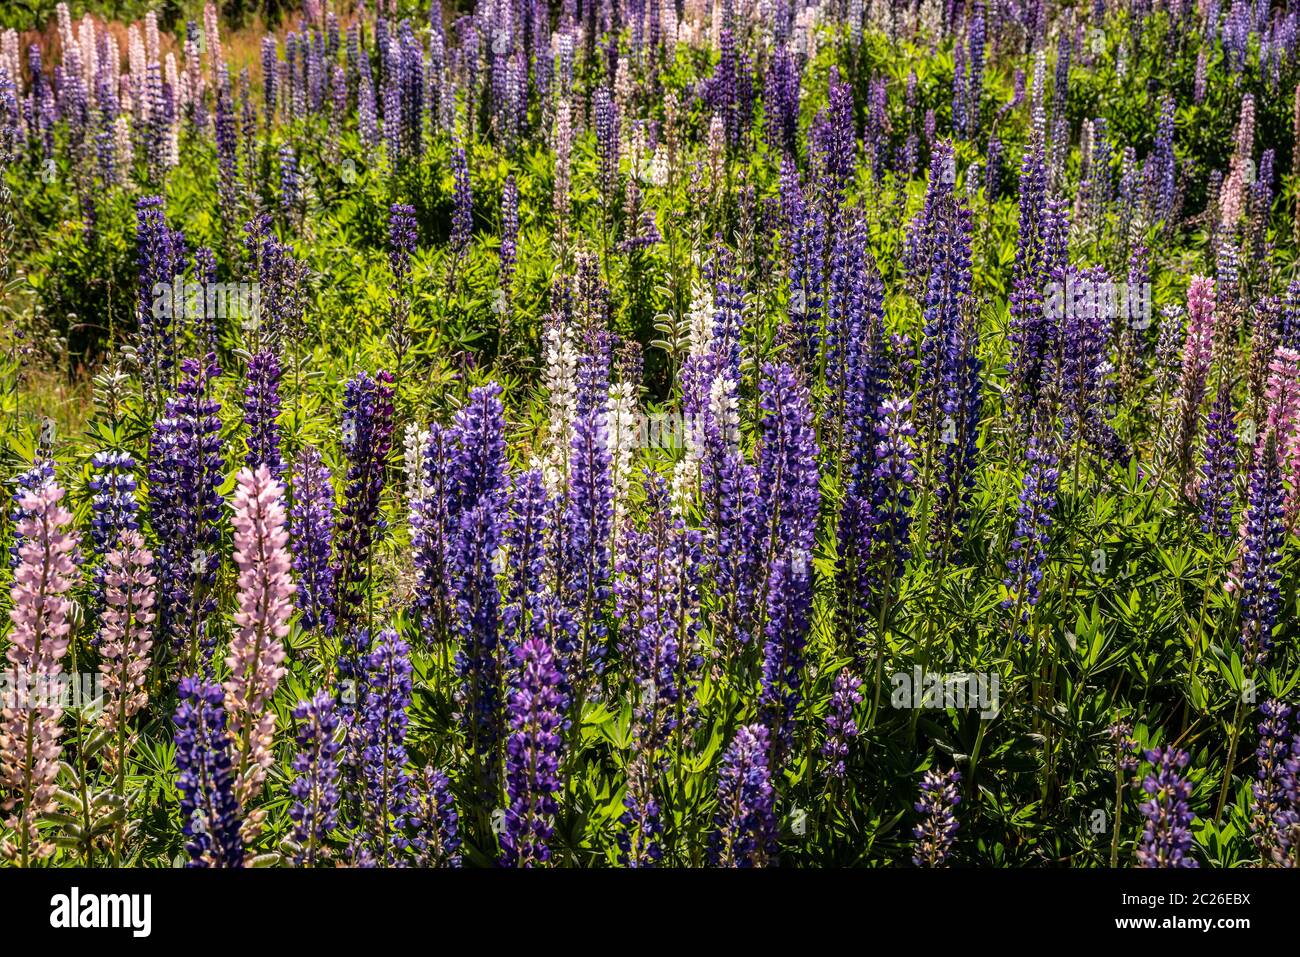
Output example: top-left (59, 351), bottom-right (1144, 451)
top-left (822, 669), bottom-right (863, 779)
top-left (333, 370), bottom-right (395, 637)
top-left (243, 351), bottom-right (284, 478)
top-left (913, 768), bottom-right (961, 867)
top-left (709, 724), bottom-right (777, 867)
top-left (0, 483), bottom-right (79, 865)
top-left (289, 446), bottom-right (335, 633)
top-left (173, 677), bottom-right (244, 868)
top-left (1136, 746), bottom-right (1199, 868)
top-left (289, 691), bottom-right (341, 867)
top-left (501, 637), bottom-right (567, 867)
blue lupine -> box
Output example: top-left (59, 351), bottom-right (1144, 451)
top-left (174, 676), bottom-right (244, 868)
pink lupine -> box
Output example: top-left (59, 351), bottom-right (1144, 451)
top-left (0, 483), bottom-right (79, 866)
top-left (1172, 276), bottom-right (1217, 485)
top-left (1264, 346), bottom-right (1300, 525)
top-left (97, 530), bottom-right (157, 774)
top-left (223, 465), bottom-right (294, 809)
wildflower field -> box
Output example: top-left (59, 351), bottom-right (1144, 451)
top-left (0, 0), bottom-right (1298, 873)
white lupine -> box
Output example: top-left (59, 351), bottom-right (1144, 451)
top-left (542, 321), bottom-right (580, 494)
top-left (114, 116), bottom-right (133, 170)
top-left (650, 145), bottom-right (669, 188)
top-left (687, 281), bottom-right (715, 358)
top-left (403, 423), bottom-right (431, 507)
top-left (607, 382), bottom-right (639, 521)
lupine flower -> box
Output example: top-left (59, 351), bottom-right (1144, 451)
top-left (333, 370), bottom-right (395, 636)
top-left (822, 669), bottom-right (863, 779)
top-left (913, 768), bottom-right (961, 867)
top-left (0, 482), bottom-right (79, 865)
top-left (1136, 746), bottom-right (1199, 868)
top-left (358, 630), bottom-right (416, 866)
top-left (501, 637), bottom-right (567, 867)
top-left (1250, 699), bottom-right (1299, 865)
top-left (289, 446), bottom-right (335, 632)
top-left (451, 144), bottom-right (472, 256)
top-left (148, 355), bottom-right (224, 658)
top-left (1198, 378), bottom-right (1238, 539)
top-left (224, 466), bottom-right (294, 806)
top-left (243, 351), bottom-right (284, 478)
top-left (388, 202), bottom-right (417, 281)
top-left (174, 676), bottom-right (244, 868)
top-left (757, 363), bottom-right (820, 758)
top-left (709, 724), bottom-right (777, 867)
top-left (97, 531), bottom-right (156, 773)
top-left (85, 450), bottom-right (140, 625)
top-left (1240, 430), bottom-right (1285, 667)
top-left (1002, 434), bottom-right (1059, 638)
top-left (1108, 718), bottom-right (1141, 774)
top-left (1171, 277), bottom-right (1217, 482)
top-left (412, 765), bottom-right (461, 867)
top-left (289, 691), bottom-right (341, 867)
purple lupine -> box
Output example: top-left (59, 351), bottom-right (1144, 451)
top-left (135, 196), bottom-right (186, 402)
top-left (147, 356), bottom-right (224, 659)
top-left (558, 395), bottom-right (614, 696)
top-left (756, 363), bottom-right (820, 759)
top-left (709, 724), bottom-right (777, 867)
top-left (332, 370), bottom-right (395, 637)
top-left (822, 669), bottom-right (863, 779)
top-left (449, 389), bottom-right (509, 785)
top-left (1152, 95), bottom-right (1177, 225)
top-left (279, 144), bottom-right (300, 220)
top-left (358, 629), bottom-right (416, 866)
top-left (615, 474), bottom-right (704, 742)
top-left (1136, 746), bottom-right (1199, 868)
top-left (289, 690), bottom-right (341, 867)
top-left (451, 144), bottom-right (472, 257)
top-left (913, 768), bottom-right (961, 867)
top-left (1240, 431), bottom-right (1285, 667)
top-left (502, 469), bottom-right (550, 655)
top-left (412, 765), bottom-right (461, 867)
top-left (1198, 378), bottom-right (1238, 539)
top-left (1002, 434), bottom-right (1059, 640)
top-left (1251, 700), bottom-right (1299, 865)
top-left (173, 676), bottom-right (244, 868)
top-left (593, 85), bottom-right (620, 200)
top-left (388, 202), bottom-right (417, 281)
top-left (411, 424), bottom-right (456, 648)
top-left (85, 451), bottom-right (140, 625)
top-left (289, 446), bottom-right (335, 633)
top-left (501, 637), bottom-right (567, 867)
top-left (243, 351), bottom-right (284, 478)
top-left (499, 175), bottom-right (519, 298)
